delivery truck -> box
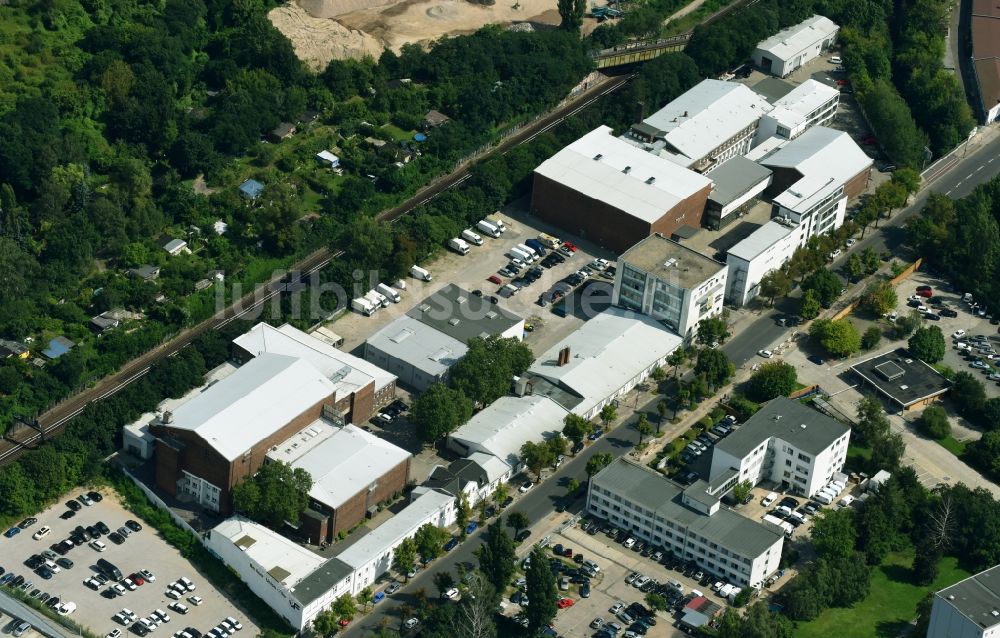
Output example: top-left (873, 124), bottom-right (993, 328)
top-left (448, 238), bottom-right (470, 255)
top-left (461, 229), bottom-right (484, 245)
top-left (376, 283), bottom-right (401, 303)
top-left (351, 297), bottom-right (377, 316)
top-left (476, 220), bottom-right (501, 238)
top-left (365, 289), bottom-right (388, 308)
top-left (486, 213), bottom-right (508, 232)
top-left (410, 265), bottom-right (432, 281)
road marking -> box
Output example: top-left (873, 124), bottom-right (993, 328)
top-left (977, 165), bottom-right (984, 172)
top-left (946, 189), bottom-right (953, 195)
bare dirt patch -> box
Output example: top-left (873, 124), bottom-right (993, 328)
top-left (271, 0), bottom-right (569, 66)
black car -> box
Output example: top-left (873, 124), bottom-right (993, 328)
top-left (66, 500), bottom-right (82, 512)
top-left (18, 517), bottom-right (37, 529)
top-left (96, 521), bottom-right (111, 535)
top-left (25, 555), bottom-right (43, 569)
top-left (86, 525), bottom-right (101, 539)
top-left (56, 558), bottom-right (73, 570)
top-left (807, 354), bottom-right (825, 365)
top-left (125, 520), bottom-right (142, 533)
top-left (501, 496), bottom-right (514, 509)
top-left (46, 596), bottom-right (60, 608)
top-left (88, 491), bottom-right (104, 503)
top-left (108, 532), bottom-right (125, 545)
top-left (390, 399), bottom-right (408, 412)
top-left (185, 629), bottom-right (202, 638)
top-left (779, 497), bottom-right (799, 509)
top-left (60, 510), bottom-right (76, 520)
top-left (131, 622), bottom-right (150, 637)
top-left (580, 581), bottom-right (591, 598)
top-left (940, 308), bottom-right (958, 317)
top-left (37, 567), bottom-right (53, 580)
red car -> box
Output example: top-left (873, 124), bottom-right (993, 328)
top-left (562, 242), bottom-right (578, 252)
top-left (131, 575), bottom-right (145, 586)
top-left (916, 289), bottom-right (933, 298)
top-left (916, 285), bottom-right (932, 292)
top-left (557, 598), bottom-right (574, 609)
top-left (487, 274), bottom-right (503, 285)
top-left (338, 619), bottom-right (350, 627)
top-left (562, 547), bottom-right (573, 558)
top-left (836, 79), bottom-right (849, 86)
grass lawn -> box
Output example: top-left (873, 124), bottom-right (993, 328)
top-left (844, 443), bottom-right (872, 473)
top-left (381, 123), bottom-right (416, 142)
top-left (937, 435), bottom-right (967, 457)
top-left (795, 552), bottom-right (970, 638)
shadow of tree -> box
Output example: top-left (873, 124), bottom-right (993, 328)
top-left (875, 619), bottom-right (911, 638)
top-left (880, 562), bottom-right (914, 584)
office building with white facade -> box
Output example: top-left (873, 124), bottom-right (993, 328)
top-left (927, 564), bottom-right (1000, 638)
top-left (613, 233), bottom-right (728, 340)
top-left (708, 397), bottom-right (851, 497)
top-left (752, 15), bottom-right (839, 77)
top-left (588, 458), bottom-right (784, 587)
top-left (725, 218), bottom-right (808, 307)
top-left (755, 79), bottom-right (840, 143)
top-left (625, 80), bottom-right (774, 173)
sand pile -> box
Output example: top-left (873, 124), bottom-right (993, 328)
top-left (268, 3), bottom-right (385, 70)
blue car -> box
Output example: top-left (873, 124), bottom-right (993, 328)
top-left (3, 527), bottom-right (20, 538)
top-left (587, 429), bottom-right (604, 441)
top-left (444, 537), bottom-right (459, 552)
top-left (465, 522), bottom-right (478, 535)
top-left (372, 591), bottom-right (385, 604)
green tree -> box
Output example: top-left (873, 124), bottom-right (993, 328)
top-left (411, 383), bottom-right (474, 444)
top-left (694, 348), bottom-right (734, 389)
top-left (562, 413), bottom-right (592, 447)
top-left (524, 546), bottom-right (558, 633)
top-left (635, 413), bottom-right (653, 445)
top-left (357, 586), bottom-right (374, 612)
top-left (656, 400), bottom-right (667, 432)
top-left (860, 280), bottom-right (898, 316)
top-left (456, 494), bottom-right (472, 539)
top-left (668, 348), bottom-right (687, 378)
top-left (586, 452), bottom-right (613, 478)
top-left (717, 602), bottom-right (794, 638)
top-left (557, 0), bottom-right (586, 31)
top-left (332, 593), bottom-right (356, 621)
top-left (800, 289), bottom-right (822, 320)
top-left (476, 523), bottom-right (518, 592)
top-left (892, 167), bottom-right (921, 195)
top-left (599, 403), bottom-right (617, 428)
top-left (546, 433), bottom-right (567, 460)
top-left (231, 461), bottom-right (313, 528)
top-left (861, 326), bottom-right (882, 350)
top-left (758, 269), bottom-right (792, 305)
top-left (809, 319), bottom-right (861, 357)
top-left (952, 371), bottom-right (987, 419)
top-left (908, 325), bottom-right (946, 363)
top-left (732, 480), bottom-right (753, 505)
top-left (871, 431), bottom-right (906, 471)
top-left (811, 509), bottom-right (857, 560)
top-left (856, 394), bottom-right (891, 444)
top-left (803, 270), bottom-right (844, 307)
top-left (697, 316), bottom-right (729, 345)
top-left (449, 335), bottom-right (534, 405)
top-left (920, 405), bottom-right (951, 440)
top-left (492, 483), bottom-right (509, 507)
top-left (566, 478), bottom-right (580, 497)
top-left (520, 440), bottom-right (555, 482)
top-left (645, 592), bottom-right (668, 611)
top-left (506, 511), bottom-right (530, 537)
top-left (312, 609), bottom-right (338, 636)
top-left (745, 361), bottom-right (797, 402)
top-left (394, 537), bottom-right (417, 580)
top-left (414, 523), bottom-right (449, 562)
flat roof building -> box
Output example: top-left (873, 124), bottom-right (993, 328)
top-left (206, 517), bottom-right (353, 631)
top-left (530, 126), bottom-right (713, 253)
top-left (705, 157), bottom-right (774, 230)
top-left (851, 348), bottom-right (952, 411)
top-left (234, 322), bottom-right (396, 423)
top-left (613, 233), bottom-right (728, 340)
top-left (364, 284), bottom-right (524, 391)
top-left (447, 395), bottom-right (568, 471)
top-left (526, 306), bottom-right (683, 419)
top-left (627, 80), bottom-right (774, 173)
top-left (589, 458), bottom-right (784, 587)
top-left (928, 564), bottom-right (1000, 638)
top-left (709, 397), bottom-right (851, 497)
top-left (756, 79), bottom-right (840, 143)
top-left (725, 218), bottom-right (808, 307)
top-left (752, 15), bottom-right (839, 77)
top-left (267, 421), bottom-right (411, 541)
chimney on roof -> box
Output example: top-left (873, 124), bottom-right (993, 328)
top-left (162, 411), bottom-right (173, 424)
top-left (558, 347), bottom-right (571, 366)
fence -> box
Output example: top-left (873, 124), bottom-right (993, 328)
top-left (889, 257), bottom-right (924, 286)
top-left (120, 467), bottom-right (202, 539)
top-left (788, 384), bottom-right (821, 400)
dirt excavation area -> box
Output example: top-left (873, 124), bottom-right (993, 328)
top-left (269, 0), bottom-right (563, 69)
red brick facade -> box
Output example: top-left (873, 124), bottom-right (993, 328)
top-left (151, 394), bottom-right (334, 515)
top-left (317, 456), bottom-right (411, 540)
top-left (529, 173), bottom-right (712, 254)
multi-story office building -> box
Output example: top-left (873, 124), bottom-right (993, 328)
top-left (588, 458), bottom-right (784, 587)
top-left (708, 397), bottom-right (851, 497)
top-left (755, 79), bottom-right (840, 143)
top-left (613, 233), bottom-right (728, 340)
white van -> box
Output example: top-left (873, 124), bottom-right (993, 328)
top-left (461, 229), bottom-right (484, 245)
top-left (410, 265), bottom-right (432, 281)
top-left (508, 247), bottom-right (532, 262)
top-left (830, 55), bottom-right (842, 64)
top-left (838, 495), bottom-right (856, 508)
top-left (761, 492), bottom-right (778, 507)
top-left (516, 243), bottom-right (538, 261)
top-left (815, 492), bottom-right (834, 505)
top-left (476, 220), bottom-right (501, 238)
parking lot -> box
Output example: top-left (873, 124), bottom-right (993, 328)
top-left (0, 487), bottom-right (255, 638)
top-left (330, 204), bottom-right (617, 361)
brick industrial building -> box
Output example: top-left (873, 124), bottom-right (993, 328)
top-left (530, 125), bottom-right (713, 253)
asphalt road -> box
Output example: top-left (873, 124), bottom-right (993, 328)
top-left (346, 418), bottom-right (648, 635)
top-left (723, 133), bottom-right (1000, 368)
top-left (0, 590), bottom-right (71, 638)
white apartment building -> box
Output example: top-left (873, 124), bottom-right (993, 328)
top-left (927, 564), bottom-right (1000, 638)
top-left (755, 79), bottom-right (840, 143)
top-left (752, 15), bottom-right (839, 77)
top-left (725, 218), bottom-right (808, 307)
top-left (613, 233), bottom-right (728, 340)
top-left (588, 458), bottom-right (784, 587)
top-left (708, 397), bottom-right (851, 497)
top-left (624, 80), bottom-right (773, 173)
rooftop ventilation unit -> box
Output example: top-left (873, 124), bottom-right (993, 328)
top-left (646, 177), bottom-right (656, 185)
top-left (623, 166), bottom-right (632, 174)
top-left (593, 153), bottom-right (603, 161)
top-left (448, 318), bottom-right (460, 326)
top-left (418, 303), bottom-right (431, 313)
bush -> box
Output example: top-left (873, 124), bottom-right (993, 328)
top-left (861, 326), bottom-right (882, 350)
top-left (920, 406), bottom-right (951, 440)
